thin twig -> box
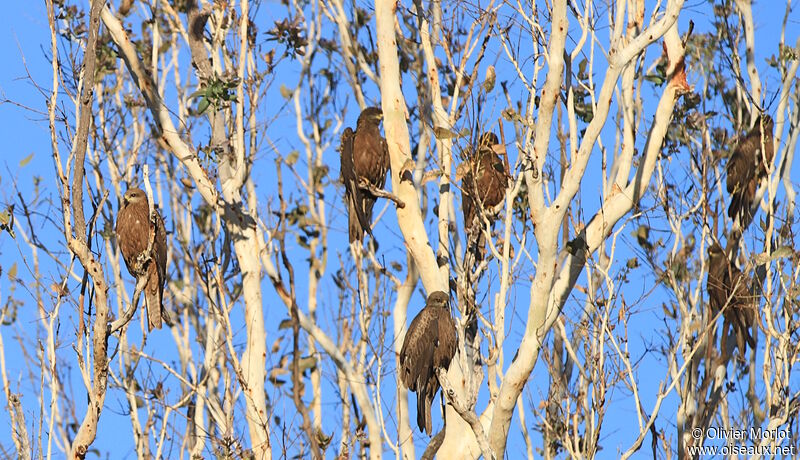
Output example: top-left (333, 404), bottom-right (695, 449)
top-left (357, 179), bottom-right (406, 208)
top-left (110, 276), bottom-right (148, 334)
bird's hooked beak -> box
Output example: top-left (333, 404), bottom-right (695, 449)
top-left (122, 191), bottom-right (139, 206)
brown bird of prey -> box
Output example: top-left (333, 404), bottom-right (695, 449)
top-left (726, 114), bottom-right (774, 230)
top-left (116, 188), bottom-right (168, 331)
top-left (707, 243), bottom-right (756, 359)
top-left (399, 291), bottom-right (457, 435)
top-left (461, 132), bottom-right (509, 234)
top-left (340, 107), bottom-right (390, 245)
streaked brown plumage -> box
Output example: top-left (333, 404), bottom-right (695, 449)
top-left (399, 291), bottom-right (457, 435)
top-left (116, 188), bottom-right (168, 331)
top-left (462, 132), bottom-right (508, 233)
top-left (707, 243), bottom-right (756, 358)
top-left (341, 107), bottom-right (390, 244)
top-left (340, 127), bottom-right (372, 242)
top-left (726, 114), bottom-right (774, 229)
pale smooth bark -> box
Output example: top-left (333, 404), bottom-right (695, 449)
top-left (374, 0), bottom-right (448, 295)
top-left (100, 6), bottom-right (271, 457)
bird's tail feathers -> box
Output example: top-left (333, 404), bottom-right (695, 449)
top-left (348, 199), bottom-right (364, 244)
top-left (735, 311), bottom-right (756, 351)
top-left (144, 270), bottom-right (164, 331)
top-left (417, 384), bottom-right (434, 435)
top-left (728, 189), bottom-right (755, 230)
top-left (348, 193), bottom-right (378, 247)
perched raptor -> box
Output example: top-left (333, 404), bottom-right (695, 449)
top-left (116, 188), bottom-right (168, 331)
top-left (707, 243), bottom-right (756, 358)
top-left (726, 114), bottom-right (774, 230)
top-left (340, 107), bottom-right (390, 244)
top-left (399, 291), bottom-right (457, 435)
top-left (461, 132), bottom-right (509, 234)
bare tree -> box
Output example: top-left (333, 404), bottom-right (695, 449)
top-left (2, 0), bottom-right (799, 458)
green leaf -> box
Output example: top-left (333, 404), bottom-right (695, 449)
top-left (483, 65), bottom-right (496, 93)
top-left (285, 150), bottom-right (299, 166)
top-left (501, 108), bottom-right (524, 123)
top-left (754, 246), bottom-right (795, 265)
top-left (578, 58), bottom-right (588, 77)
top-left (188, 89), bottom-right (206, 100)
top-left (644, 74), bottom-right (665, 85)
top-left (632, 225), bottom-right (652, 250)
top-left (1, 208), bottom-right (16, 239)
top-left (197, 97), bottom-right (210, 115)
top-left (296, 355), bottom-right (316, 372)
top-left (19, 153), bottom-right (33, 167)
top-left (312, 165), bottom-right (329, 184)
top-left (772, 246), bottom-right (794, 259)
top-left (434, 127), bottom-right (458, 140)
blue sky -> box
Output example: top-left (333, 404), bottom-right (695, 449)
top-left (1, 0), bottom-right (799, 458)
